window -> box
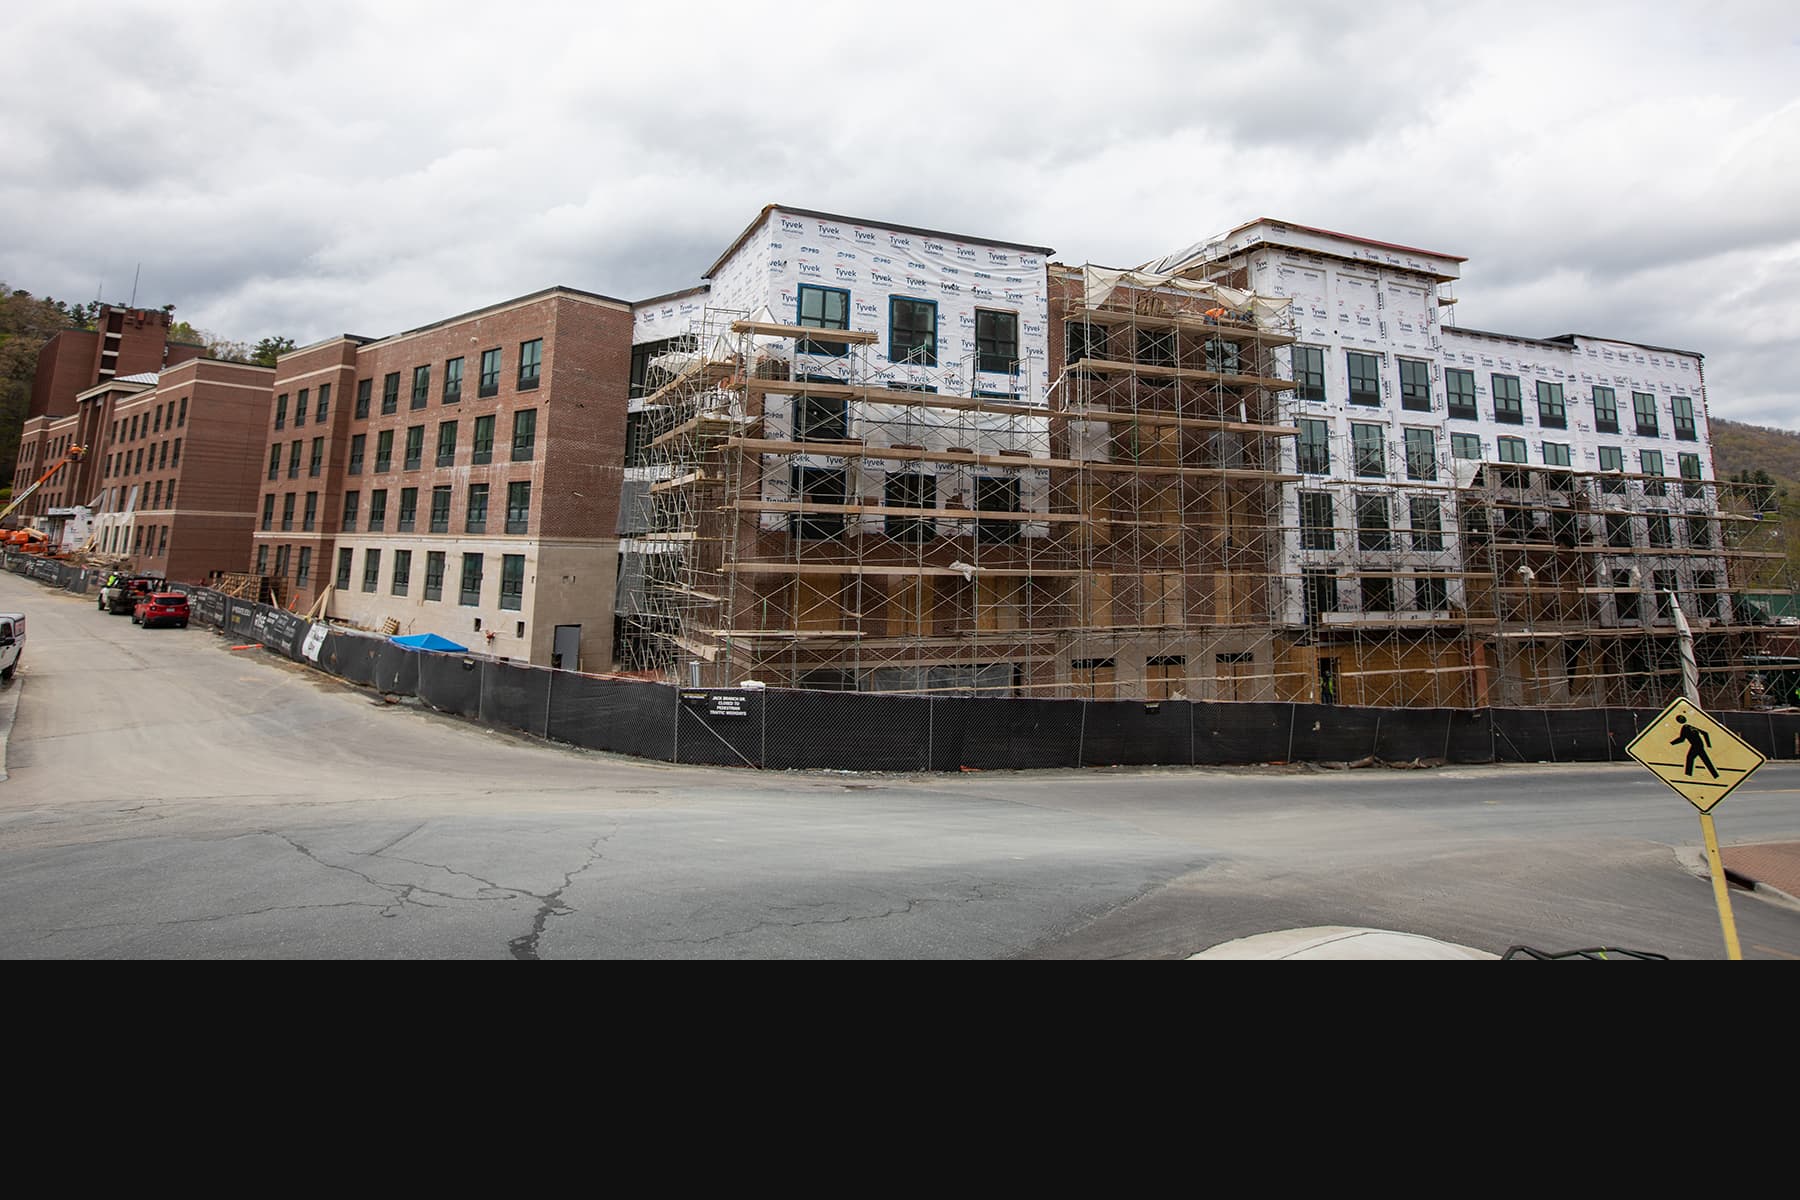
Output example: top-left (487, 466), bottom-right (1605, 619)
top-left (453, 486), bottom-right (484, 537)
top-left (1497, 436), bottom-right (1528, 464)
top-left (1633, 392), bottom-right (1658, 436)
top-left (336, 548), bottom-right (353, 589)
top-left (1356, 494), bottom-right (1392, 552)
top-left (795, 286), bottom-right (849, 356)
top-left (267, 444), bottom-right (281, 481)
top-left (1654, 572), bottom-right (1678, 621)
top-left (975, 310), bottom-right (1019, 375)
top-left (1404, 427), bottom-right (1436, 481)
top-left (629, 336), bottom-right (695, 399)
top-left (160, 440), bottom-right (170, 469)
top-left (500, 555), bottom-right (524, 611)
top-left (1300, 492), bottom-right (1335, 550)
top-left (293, 547), bottom-right (310, 586)
top-left (1641, 449), bottom-right (1666, 495)
top-left (362, 549), bottom-right (381, 593)
top-left (261, 494), bottom-right (274, 532)
top-left (1599, 445), bottom-right (1625, 493)
top-left (1347, 352), bottom-right (1380, 407)
top-left (302, 492), bottom-right (318, 532)
top-left (404, 424), bottom-right (424, 471)
top-left (1297, 419), bottom-right (1330, 475)
top-left (1606, 514), bottom-right (1634, 549)
top-left (1399, 358), bottom-right (1432, 412)
top-left (1451, 432), bottom-right (1482, 460)
top-left (473, 414), bottom-right (495, 464)
top-left (288, 440), bottom-right (302, 479)
top-left (274, 394), bottom-right (287, 429)
top-left (975, 476), bottom-right (1021, 544)
top-left (1204, 338), bottom-right (1240, 376)
top-left (367, 489), bottom-right (388, 531)
top-left (1614, 570), bottom-right (1641, 622)
top-left (888, 297), bottom-right (936, 366)
top-left (1415, 576), bottom-right (1449, 612)
top-left (424, 552), bottom-right (445, 601)
top-left (1293, 346), bottom-right (1326, 403)
top-left (392, 549), bottom-right (412, 596)
top-left (272, 543), bottom-right (287, 577)
top-left (1647, 512), bottom-right (1673, 548)
top-left (1136, 327), bottom-right (1174, 367)
top-left (382, 372), bottom-right (400, 415)
top-left (398, 487), bottom-right (418, 532)
top-left (1688, 516), bottom-right (1712, 550)
top-left (506, 481), bottom-right (531, 534)
top-left (348, 433), bottom-right (366, 475)
top-left (1542, 442), bottom-right (1572, 468)
top-left (1594, 386), bottom-right (1619, 434)
top-left (479, 348), bottom-right (501, 398)
top-left (459, 553), bottom-right (484, 605)
top-left (1352, 423), bottom-right (1385, 478)
top-left (295, 389), bottom-right (307, 427)
top-left (375, 430), bottom-right (393, 472)
top-left (443, 357), bottom-right (463, 405)
top-left (791, 467), bottom-right (847, 540)
top-left (437, 421), bottom-right (457, 467)
top-left (517, 339), bottom-right (542, 389)
top-left (511, 409), bottom-right (537, 461)
top-left (309, 437), bottom-right (324, 477)
top-left (794, 393), bottom-right (847, 442)
top-left (884, 473), bottom-right (933, 541)
top-left (1410, 498), bottom-right (1444, 551)
top-left (280, 493), bottom-right (295, 532)
top-left (1492, 375), bottom-right (1523, 424)
top-left (165, 482), bottom-right (175, 508)
top-left (341, 491), bottom-right (359, 531)
top-left (1672, 396), bottom-right (1697, 441)
top-left (1305, 569), bottom-right (1339, 622)
top-left (178, 396), bottom-right (188, 426)
top-left (316, 384), bottom-right (330, 422)
top-left (1679, 452), bottom-right (1704, 499)
top-left (406, 365), bottom-right (428, 411)
top-left (1361, 576), bottom-right (1394, 614)
top-left (430, 486), bottom-right (451, 533)
top-left (1065, 321), bottom-right (1109, 365)
top-left (355, 379), bottom-right (371, 419)
top-left (1537, 382), bottom-right (1566, 428)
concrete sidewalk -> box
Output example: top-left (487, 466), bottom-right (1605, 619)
top-left (1721, 842), bottom-right (1800, 905)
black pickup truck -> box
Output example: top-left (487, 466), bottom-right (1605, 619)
top-left (99, 573), bottom-right (166, 616)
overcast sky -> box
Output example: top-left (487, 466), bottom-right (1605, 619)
top-left (4, 1), bottom-right (1798, 426)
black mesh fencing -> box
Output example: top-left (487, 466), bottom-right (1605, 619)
top-left (9, 553), bottom-right (1800, 772)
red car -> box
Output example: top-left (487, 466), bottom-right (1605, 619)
top-left (133, 591), bottom-right (190, 629)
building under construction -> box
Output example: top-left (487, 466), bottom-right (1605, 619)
top-left (619, 208), bottom-right (1784, 709)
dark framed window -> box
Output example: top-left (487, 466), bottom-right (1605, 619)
top-left (273, 543), bottom-right (287, 577)
top-left (341, 491), bottom-right (359, 531)
top-left (1361, 575), bottom-right (1395, 614)
top-left (473, 414), bottom-right (494, 464)
top-left (1641, 449), bottom-right (1666, 495)
top-left (381, 372), bottom-right (400, 415)
top-left (506, 481), bottom-right (531, 534)
top-left (302, 492), bottom-right (317, 532)
top-left (1136, 327), bottom-right (1174, 368)
top-left (172, 438), bottom-right (182, 467)
top-left (1633, 392), bottom-right (1658, 436)
top-left (466, 483), bottom-right (489, 533)
top-left (1204, 337), bottom-right (1240, 376)
top-left (392, 549), bottom-right (412, 596)
top-left (1607, 514), bottom-right (1635, 549)
top-left (1356, 494), bottom-right (1392, 551)
top-left (792, 286), bottom-right (850, 358)
top-left (1542, 442), bottom-right (1572, 468)
top-left (355, 379), bottom-right (372, 419)
top-left (375, 430), bottom-right (393, 472)
top-left (517, 339), bottom-right (542, 389)
top-left (430, 486), bottom-right (451, 533)
top-left (362, 548), bottom-right (381, 593)
top-left (1399, 358), bottom-right (1431, 411)
top-left (367, 488), bottom-right (388, 531)
top-left (1492, 375), bottom-right (1524, 424)
top-left (889, 296), bottom-right (936, 366)
top-left (511, 409), bottom-right (536, 461)
top-left (1352, 423), bottom-right (1385, 478)
top-left (884, 473), bottom-right (933, 542)
top-left (1065, 321), bottom-right (1109, 365)
top-left (1305, 569), bottom-right (1339, 622)
top-left (630, 336), bottom-right (696, 399)
top-left (398, 487), bottom-right (417, 532)
top-left (424, 552), bottom-right (445, 601)
top-left (1537, 381), bottom-right (1566, 428)
top-left (288, 440), bottom-right (302, 479)
top-left (479, 349), bottom-right (501, 397)
top-left (1293, 346), bottom-right (1326, 402)
top-left (1497, 436), bottom-right (1528, 464)
top-left (1614, 570), bottom-right (1641, 622)
top-left (404, 424), bottom-right (424, 471)
top-left (336, 548), bottom-right (353, 590)
top-left (436, 421), bottom-right (457, 467)
top-left (1672, 396), bottom-right (1697, 441)
top-left (267, 444), bottom-right (280, 481)
top-left (274, 394), bottom-right (287, 430)
top-left (443, 357), bottom-right (463, 404)
top-left (500, 555), bottom-right (524, 611)
top-left (411, 365), bottom-right (430, 410)
top-left (1404, 427), bottom-right (1436, 481)
top-left (1410, 498), bottom-right (1444, 551)
top-left (280, 492), bottom-right (295, 532)
top-left (179, 396), bottom-right (188, 426)
top-left (1297, 419), bottom-right (1330, 475)
top-left (348, 433), bottom-right (365, 475)
top-left (975, 309), bottom-right (1019, 374)
top-left (791, 466), bottom-right (847, 540)
top-left (1594, 386), bottom-right (1619, 433)
top-left (975, 476), bottom-right (1021, 544)
top-left (1688, 515), bottom-right (1712, 549)
top-left (295, 389), bottom-right (308, 427)
top-left (1300, 492), bottom-right (1335, 550)
top-left (309, 437), bottom-right (324, 477)
top-left (1414, 576), bottom-right (1449, 613)
top-left (1598, 445), bottom-right (1625, 493)
top-left (1347, 352), bottom-right (1381, 407)
top-left (1647, 513), bottom-right (1673, 548)
top-left (795, 393), bottom-right (848, 442)
top-left (261, 494), bottom-right (274, 531)
top-left (460, 553), bottom-right (484, 606)
top-left (316, 384), bottom-right (330, 421)
top-left (1679, 452), bottom-right (1704, 499)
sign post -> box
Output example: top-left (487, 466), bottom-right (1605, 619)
top-left (1626, 697), bottom-right (1766, 960)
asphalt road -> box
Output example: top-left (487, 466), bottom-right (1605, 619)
top-left (2, 570), bottom-right (1797, 960)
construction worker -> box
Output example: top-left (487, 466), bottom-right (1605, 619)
top-left (1204, 306), bottom-right (1228, 325)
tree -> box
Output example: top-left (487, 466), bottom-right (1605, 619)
top-left (250, 336), bottom-right (297, 367)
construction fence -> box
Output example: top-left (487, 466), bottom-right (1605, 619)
top-left (7, 551), bottom-right (1798, 771)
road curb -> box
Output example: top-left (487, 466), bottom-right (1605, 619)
top-left (0, 671), bottom-right (21, 783)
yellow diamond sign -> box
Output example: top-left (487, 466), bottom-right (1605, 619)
top-left (1626, 698), bottom-right (1767, 813)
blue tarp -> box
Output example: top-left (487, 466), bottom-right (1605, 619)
top-left (391, 633), bottom-right (468, 653)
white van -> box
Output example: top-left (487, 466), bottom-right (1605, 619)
top-left (0, 613), bottom-right (25, 682)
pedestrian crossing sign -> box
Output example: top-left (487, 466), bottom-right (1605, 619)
top-left (1626, 698), bottom-right (1767, 813)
